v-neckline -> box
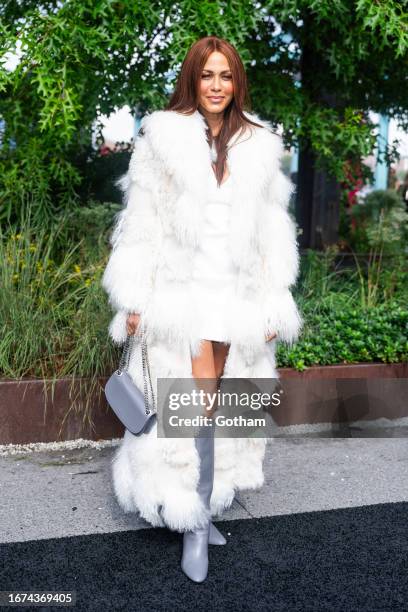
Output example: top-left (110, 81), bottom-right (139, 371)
top-left (210, 165), bottom-right (231, 187)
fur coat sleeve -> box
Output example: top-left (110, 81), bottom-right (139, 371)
top-left (259, 135), bottom-right (302, 343)
top-left (101, 130), bottom-right (163, 331)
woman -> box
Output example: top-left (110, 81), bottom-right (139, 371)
top-left (102, 35), bottom-right (302, 582)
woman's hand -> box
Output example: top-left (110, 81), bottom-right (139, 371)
top-left (126, 312), bottom-right (141, 336)
top-left (265, 331), bottom-right (277, 342)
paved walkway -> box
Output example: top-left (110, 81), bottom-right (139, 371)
top-left (1, 435), bottom-right (407, 544)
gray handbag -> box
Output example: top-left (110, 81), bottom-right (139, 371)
top-left (104, 321), bottom-right (157, 436)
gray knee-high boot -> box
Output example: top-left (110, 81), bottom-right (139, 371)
top-left (181, 424), bottom-right (215, 582)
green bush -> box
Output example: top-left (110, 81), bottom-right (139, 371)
top-left (54, 200), bottom-right (122, 255)
top-left (277, 245), bottom-right (408, 369)
top-left (277, 298), bottom-right (408, 370)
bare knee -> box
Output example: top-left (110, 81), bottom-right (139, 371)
top-left (191, 340), bottom-right (217, 380)
top-left (192, 362), bottom-right (217, 381)
top-left (213, 341), bottom-right (230, 379)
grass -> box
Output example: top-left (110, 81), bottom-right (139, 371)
top-left (0, 214), bottom-right (118, 431)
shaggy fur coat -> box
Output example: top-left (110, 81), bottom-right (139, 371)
top-left (102, 108), bottom-right (302, 532)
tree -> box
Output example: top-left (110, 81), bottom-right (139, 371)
top-left (1, 0), bottom-right (407, 239)
top-left (245, 1), bottom-right (408, 247)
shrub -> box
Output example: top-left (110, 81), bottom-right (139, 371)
top-left (277, 298), bottom-right (408, 370)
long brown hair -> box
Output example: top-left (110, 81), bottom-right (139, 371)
top-left (165, 36), bottom-right (265, 186)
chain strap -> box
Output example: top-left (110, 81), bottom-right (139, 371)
top-left (117, 320), bottom-right (156, 416)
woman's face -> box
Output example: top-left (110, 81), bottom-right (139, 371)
top-left (198, 51), bottom-right (234, 116)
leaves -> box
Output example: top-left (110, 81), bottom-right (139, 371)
top-left (1, 0), bottom-right (408, 225)
top-left (277, 246), bottom-right (408, 370)
top-left (278, 300), bottom-right (408, 369)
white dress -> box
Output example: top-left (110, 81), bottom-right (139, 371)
top-left (190, 168), bottom-right (238, 343)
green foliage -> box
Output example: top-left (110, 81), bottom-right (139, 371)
top-left (299, 243), bottom-right (408, 308)
top-left (247, 1), bottom-right (407, 175)
top-left (1, 1), bottom-right (408, 225)
top-left (350, 189), bottom-right (408, 252)
top-left (277, 299), bottom-right (408, 370)
top-left (0, 212), bottom-right (116, 381)
top-left (304, 108), bottom-right (377, 182)
top-left (337, 189), bottom-right (408, 307)
top-left (56, 200), bottom-right (121, 254)
top-left (0, 210), bottom-right (120, 419)
top-left (0, 0), bottom-right (264, 225)
top-left (277, 245), bottom-right (408, 370)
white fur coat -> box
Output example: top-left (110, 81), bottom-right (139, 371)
top-left (102, 108), bottom-right (302, 532)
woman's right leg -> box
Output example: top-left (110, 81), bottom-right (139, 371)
top-left (192, 339), bottom-right (230, 380)
top-left (181, 340), bottom-right (223, 582)
top-left (191, 339), bottom-right (218, 416)
top-left (191, 339), bottom-right (217, 379)
top-left (212, 340), bottom-right (230, 381)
